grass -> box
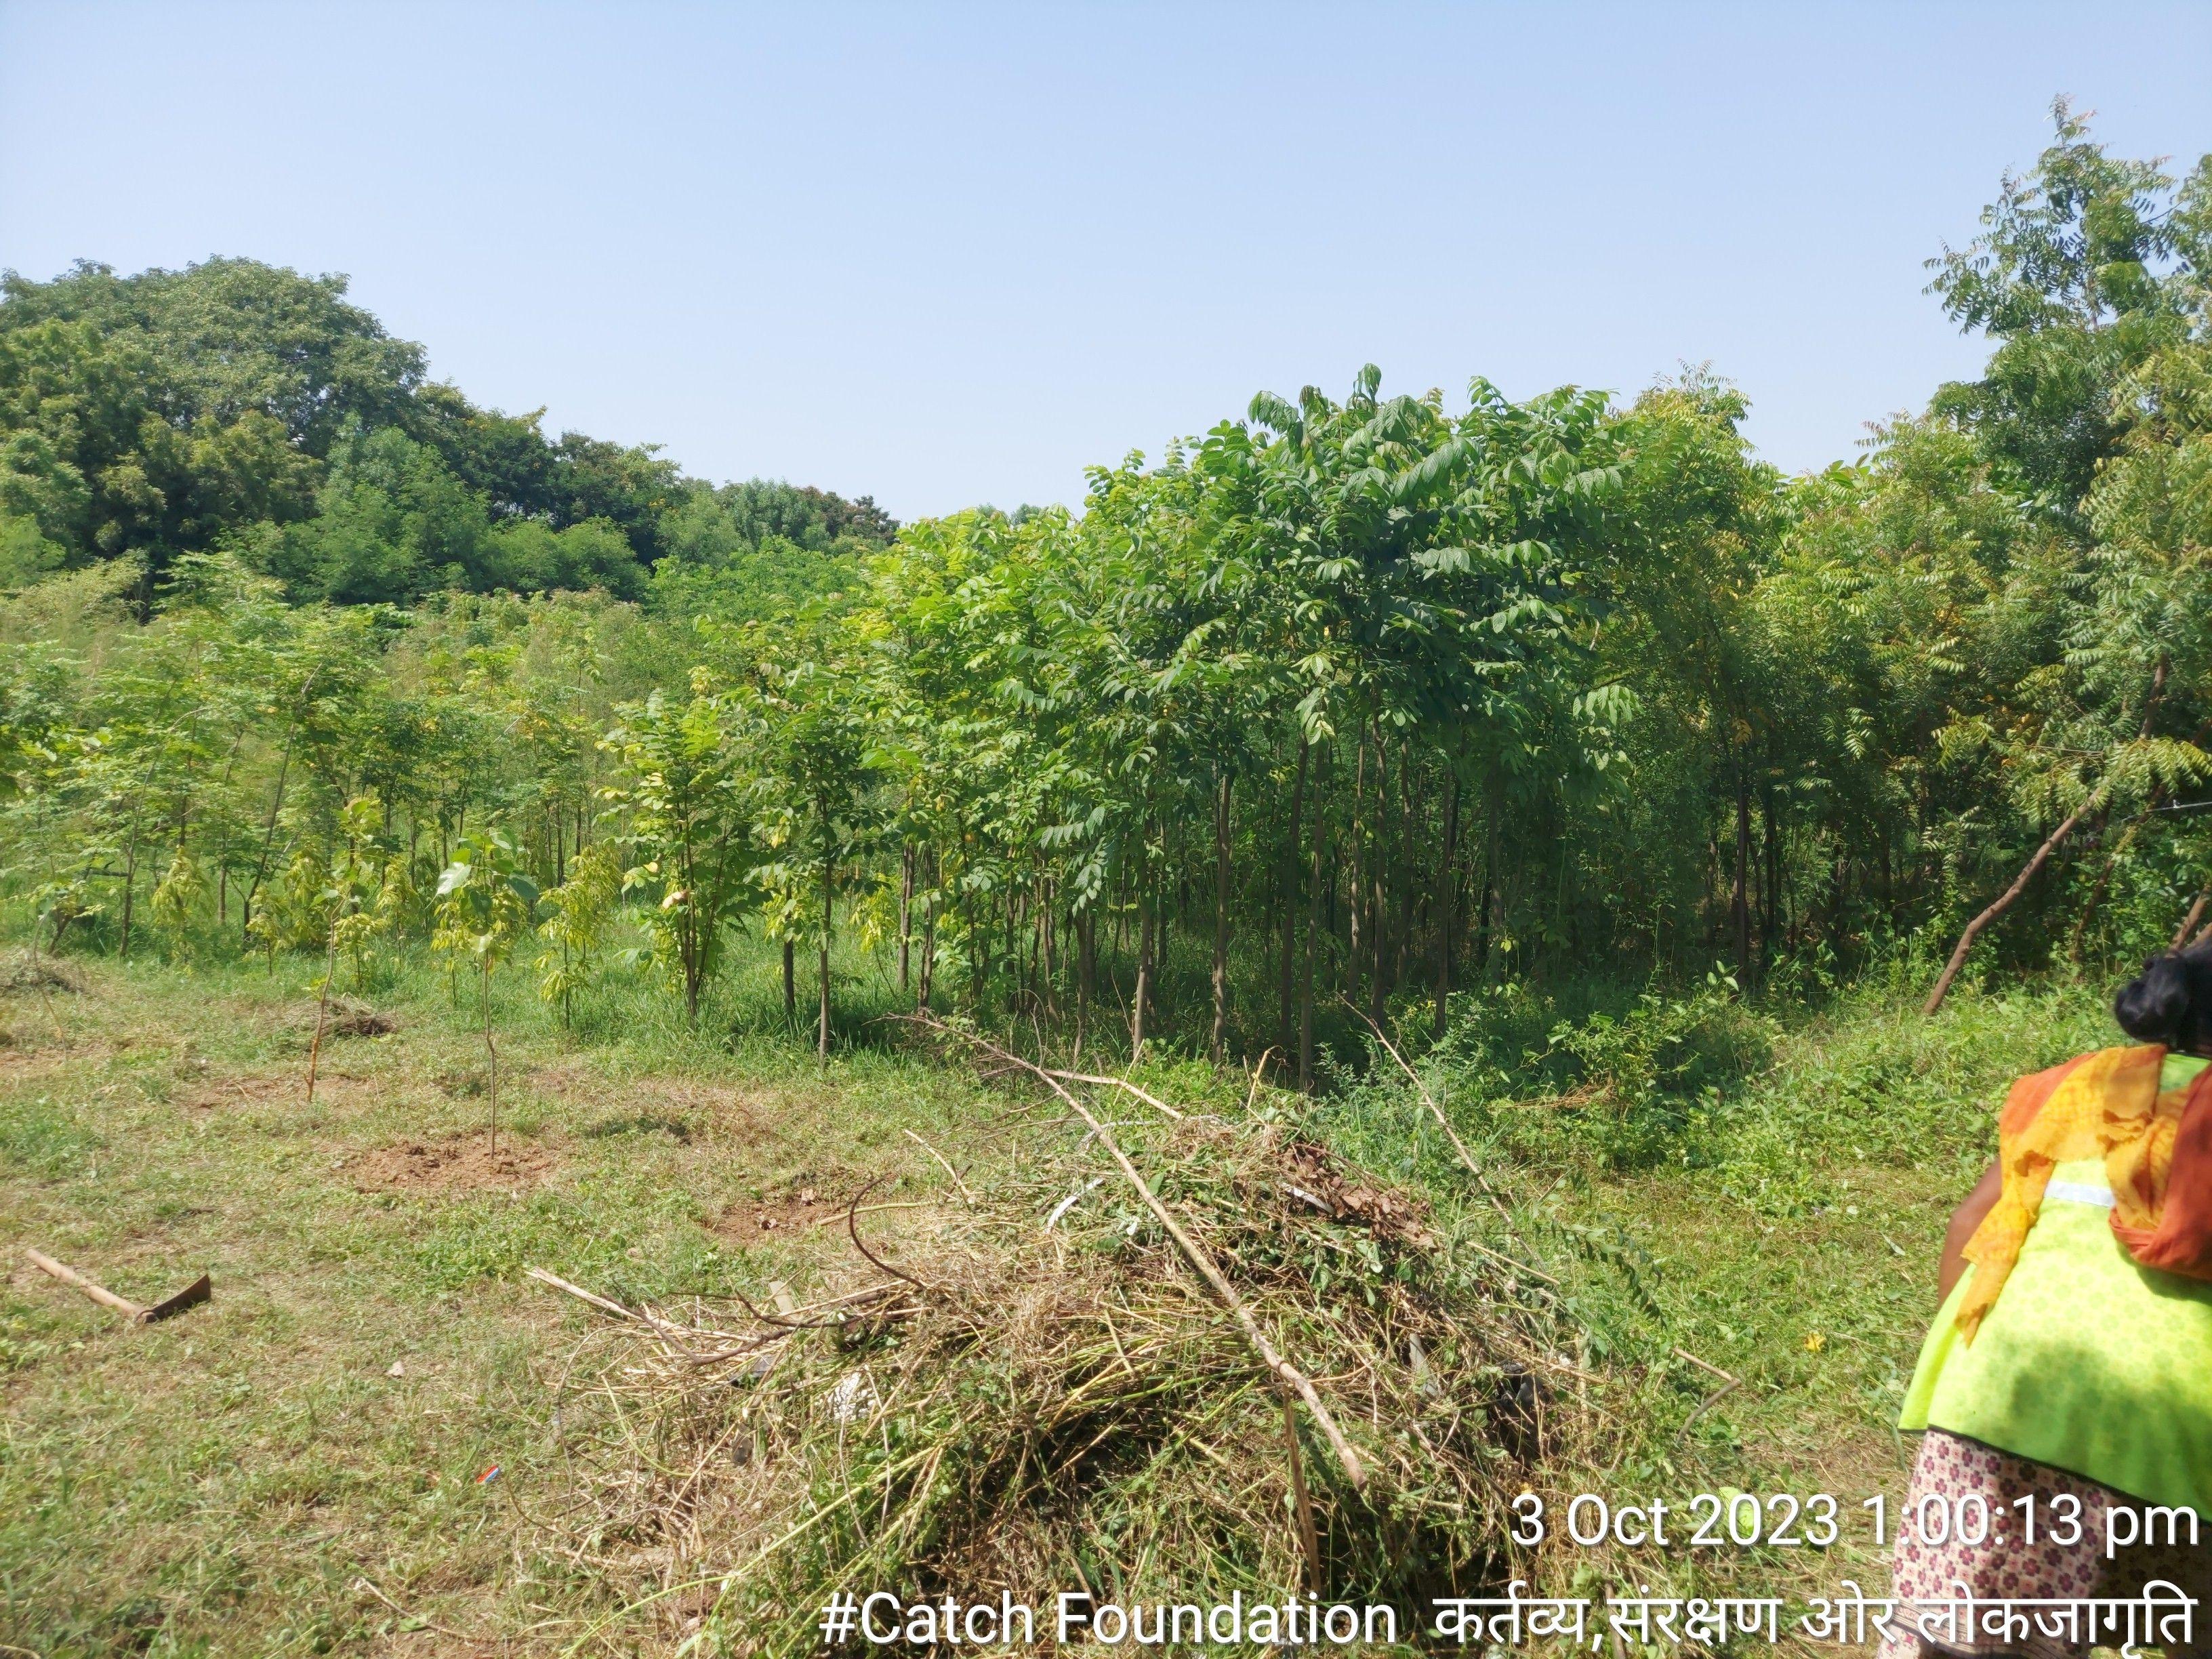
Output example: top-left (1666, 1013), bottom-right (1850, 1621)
top-left (0, 941), bottom-right (1004, 1656)
top-left (0, 925), bottom-right (2129, 1654)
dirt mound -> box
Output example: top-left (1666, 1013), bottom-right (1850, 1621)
top-left (348, 1134), bottom-right (554, 1193)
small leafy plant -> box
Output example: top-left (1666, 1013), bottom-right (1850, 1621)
top-left (434, 828), bottom-right (538, 1155)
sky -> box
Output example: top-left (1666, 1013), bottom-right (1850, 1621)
top-left (3, 3), bottom-right (2208, 523)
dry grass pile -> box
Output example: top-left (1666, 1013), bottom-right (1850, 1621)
top-left (525, 1045), bottom-right (1589, 1652)
top-left (290, 994), bottom-right (399, 1041)
top-left (0, 947), bottom-right (84, 994)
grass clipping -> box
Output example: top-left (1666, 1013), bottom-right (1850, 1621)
top-left (533, 1044), bottom-right (1574, 1650)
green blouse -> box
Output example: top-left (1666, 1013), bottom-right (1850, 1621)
top-left (1900, 1052), bottom-right (2212, 1518)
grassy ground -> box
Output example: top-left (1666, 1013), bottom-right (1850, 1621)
top-left (0, 934), bottom-right (2122, 1655)
top-left (0, 945), bottom-right (1006, 1656)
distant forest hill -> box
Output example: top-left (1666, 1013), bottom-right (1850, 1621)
top-left (0, 258), bottom-right (897, 609)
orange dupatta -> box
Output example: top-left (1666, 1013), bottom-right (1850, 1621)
top-left (1956, 1044), bottom-right (2212, 1342)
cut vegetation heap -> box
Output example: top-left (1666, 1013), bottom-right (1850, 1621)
top-left (526, 1027), bottom-right (1574, 1653)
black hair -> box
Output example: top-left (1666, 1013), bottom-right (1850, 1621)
top-left (2113, 943), bottom-right (2212, 1054)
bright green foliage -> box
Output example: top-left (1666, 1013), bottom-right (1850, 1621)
top-left (0, 260), bottom-right (894, 598)
top-left (433, 828), bottom-right (537, 979)
top-left (601, 676), bottom-right (766, 1021)
top-left (434, 827), bottom-right (539, 1151)
top-left (3, 110), bottom-right (2210, 1080)
top-left (537, 839), bottom-right (621, 1026)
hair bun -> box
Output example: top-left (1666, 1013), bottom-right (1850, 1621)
top-left (2116, 951), bottom-right (2194, 1044)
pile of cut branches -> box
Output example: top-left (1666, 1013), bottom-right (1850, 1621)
top-left (528, 1029), bottom-right (1591, 1653)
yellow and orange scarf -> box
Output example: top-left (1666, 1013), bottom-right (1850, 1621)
top-left (1958, 1044), bottom-right (2212, 1341)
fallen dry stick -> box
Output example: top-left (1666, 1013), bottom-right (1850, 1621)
top-left (1045, 1069), bottom-right (1185, 1121)
top-left (916, 1017), bottom-right (1366, 1489)
top-left (26, 1249), bottom-right (209, 1325)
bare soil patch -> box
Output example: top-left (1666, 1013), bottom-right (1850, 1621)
top-left (348, 1134), bottom-right (555, 1194)
top-left (716, 1187), bottom-right (830, 1241)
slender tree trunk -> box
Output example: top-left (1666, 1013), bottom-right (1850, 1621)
top-left (1132, 870), bottom-right (1155, 1061)
top-left (783, 939), bottom-right (796, 1017)
top-left (1211, 773), bottom-right (1231, 1064)
top-left (2173, 888), bottom-right (2212, 951)
top-left (483, 961), bottom-right (499, 1159)
top-left (919, 895), bottom-right (937, 1011)
top-left (899, 843), bottom-right (915, 993)
top-left (306, 920), bottom-right (339, 1105)
top-left (1473, 782), bottom-right (1498, 981)
top-left (1347, 738), bottom-right (1368, 1006)
top-left (1395, 754), bottom-right (1418, 991)
top-left (1077, 905), bottom-right (1095, 1037)
top-left (1761, 781), bottom-right (1780, 963)
top-left (1923, 798), bottom-right (2097, 1015)
top-left (1368, 739), bottom-right (1390, 1017)
top-left (1731, 774), bottom-right (1752, 977)
top-left (1279, 737), bottom-right (1308, 1055)
top-left (241, 725), bottom-right (299, 945)
top-left (1299, 752), bottom-right (1326, 1092)
top-left (119, 834), bottom-right (139, 959)
top-left (819, 817), bottom-right (834, 1060)
top-left (1433, 764), bottom-right (1460, 1038)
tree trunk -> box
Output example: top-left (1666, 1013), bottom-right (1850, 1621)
top-left (483, 961), bottom-right (499, 1160)
top-left (899, 846), bottom-right (914, 993)
top-left (1761, 781), bottom-right (1780, 962)
top-left (1211, 772), bottom-right (1231, 1065)
top-left (1433, 764), bottom-right (1460, 1038)
top-left (2173, 887), bottom-right (2211, 951)
top-left (1347, 738), bottom-right (1369, 1007)
top-left (1923, 798), bottom-right (2097, 1015)
top-left (1132, 874), bottom-right (1155, 1061)
top-left (1473, 783), bottom-right (1498, 981)
top-left (1299, 753), bottom-right (1326, 1092)
top-left (1731, 775), bottom-right (1752, 978)
top-left (1077, 905), bottom-right (1096, 1037)
top-left (819, 817), bottom-right (834, 1060)
top-left (783, 939), bottom-right (796, 1018)
top-left (1279, 737), bottom-right (1308, 1055)
top-left (119, 834), bottom-right (139, 959)
top-left (919, 894), bottom-right (937, 1010)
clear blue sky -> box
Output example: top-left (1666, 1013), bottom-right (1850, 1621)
top-left (3, 3), bottom-right (2207, 522)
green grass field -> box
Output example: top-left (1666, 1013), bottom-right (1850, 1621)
top-left (0, 939), bottom-right (2122, 1655)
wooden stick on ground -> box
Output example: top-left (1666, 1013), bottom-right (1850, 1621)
top-left (916, 1016), bottom-right (1366, 1488)
top-left (26, 1249), bottom-right (209, 1324)
top-left (1282, 1388), bottom-right (1324, 1596)
top-left (1045, 1070), bottom-right (1185, 1121)
top-left (525, 1265), bottom-right (636, 1322)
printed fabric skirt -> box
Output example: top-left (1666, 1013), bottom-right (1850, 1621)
top-left (1880, 1429), bottom-right (2211, 1659)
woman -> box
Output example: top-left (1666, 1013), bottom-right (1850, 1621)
top-left (1885, 947), bottom-right (2212, 1659)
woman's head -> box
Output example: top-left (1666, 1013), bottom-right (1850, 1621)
top-left (2114, 943), bottom-right (2212, 1053)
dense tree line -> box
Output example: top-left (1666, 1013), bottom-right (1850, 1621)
top-left (0, 255), bottom-right (896, 605)
top-left (3, 107), bottom-right (2208, 1077)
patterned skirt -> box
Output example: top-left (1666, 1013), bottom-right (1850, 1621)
top-left (1881, 1430), bottom-right (2211, 1659)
